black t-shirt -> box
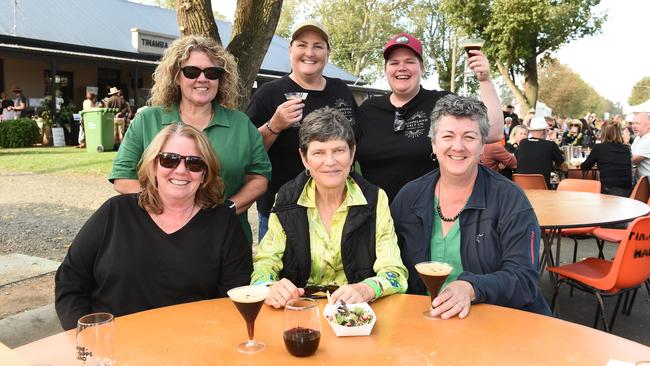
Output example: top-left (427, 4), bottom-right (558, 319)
top-left (246, 75), bottom-right (357, 214)
top-left (356, 87), bottom-right (451, 201)
top-left (55, 194), bottom-right (252, 330)
top-left (580, 142), bottom-right (632, 190)
top-left (515, 138), bottom-right (564, 187)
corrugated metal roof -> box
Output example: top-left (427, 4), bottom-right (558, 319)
top-left (0, 0), bottom-right (358, 82)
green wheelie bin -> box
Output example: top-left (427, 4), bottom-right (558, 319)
top-left (80, 108), bottom-right (117, 152)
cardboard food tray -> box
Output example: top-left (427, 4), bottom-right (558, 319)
top-left (323, 302), bottom-right (376, 337)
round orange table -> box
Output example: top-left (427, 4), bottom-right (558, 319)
top-left (524, 189), bottom-right (650, 269)
top-left (13, 295), bottom-right (650, 365)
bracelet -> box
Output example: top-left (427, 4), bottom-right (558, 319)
top-left (265, 121), bottom-right (280, 135)
top-left (362, 279), bottom-right (383, 301)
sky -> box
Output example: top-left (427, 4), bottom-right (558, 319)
top-left (133, 0), bottom-right (648, 107)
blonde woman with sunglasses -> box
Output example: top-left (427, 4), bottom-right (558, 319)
top-left (56, 124), bottom-right (252, 330)
top-left (110, 35), bottom-right (271, 244)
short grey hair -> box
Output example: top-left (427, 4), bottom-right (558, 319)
top-left (429, 95), bottom-right (490, 144)
top-left (299, 106), bottom-right (355, 154)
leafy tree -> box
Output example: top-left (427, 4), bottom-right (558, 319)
top-left (538, 60), bottom-right (612, 118)
top-left (441, 0), bottom-right (605, 112)
top-left (176, 0), bottom-right (283, 108)
top-left (275, 0), bottom-right (300, 39)
top-left (629, 76), bottom-right (650, 106)
top-left (409, 0), bottom-right (464, 92)
top-left (310, 0), bottom-right (411, 82)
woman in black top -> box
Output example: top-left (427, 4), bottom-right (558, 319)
top-left (580, 121), bottom-right (632, 197)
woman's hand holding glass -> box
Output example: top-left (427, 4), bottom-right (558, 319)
top-left (430, 280), bottom-right (475, 319)
top-left (329, 283), bottom-right (375, 304)
top-left (467, 50), bottom-right (491, 82)
top-left (266, 278), bottom-right (305, 308)
top-left (270, 99), bottom-right (305, 131)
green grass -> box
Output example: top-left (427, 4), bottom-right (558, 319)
top-left (0, 146), bottom-right (117, 178)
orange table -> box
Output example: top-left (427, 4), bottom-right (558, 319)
top-left (524, 189), bottom-right (650, 270)
top-left (14, 295), bottom-right (650, 365)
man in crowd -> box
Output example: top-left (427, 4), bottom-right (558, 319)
top-left (515, 116), bottom-right (567, 188)
top-left (7, 86), bottom-right (27, 117)
top-left (105, 87), bottom-right (130, 145)
top-left (631, 112), bottom-right (650, 180)
top-left (502, 104), bottom-right (519, 125)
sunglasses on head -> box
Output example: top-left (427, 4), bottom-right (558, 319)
top-left (180, 66), bottom-right (225, 80)
top-left (394, 107), bottom-right (406, 133)
top-left (157, 152), bottom-right (206, 172)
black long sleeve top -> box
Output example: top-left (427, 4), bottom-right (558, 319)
top-left (55, 194), bottom-right (252, 330)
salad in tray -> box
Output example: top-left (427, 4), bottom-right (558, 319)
top-left (325, 300), bottom-right (374, 327)
top-left (323, 300), bottom-right (377, 336)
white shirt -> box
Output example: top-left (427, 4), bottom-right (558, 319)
top-left (631, 133), bottom-right (650, 178)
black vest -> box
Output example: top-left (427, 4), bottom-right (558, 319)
top-left (272, 171), bottom-right (379, 287)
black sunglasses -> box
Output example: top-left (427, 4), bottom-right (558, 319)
top-left (303, 285), bottom-right (339, 299)
top-left (394, 107), bottom-right (406, 133)
top-left (157, 152), bottom-right (206, 172)
top-left (180, 66), bottom-right (225, 80)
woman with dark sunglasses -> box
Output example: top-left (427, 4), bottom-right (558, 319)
top-left (355, 33), bottom-right (504, 202)
top-left (110, 35), bottom-right (271, 244)
top-left (56, 124), bottom-right (252, 330)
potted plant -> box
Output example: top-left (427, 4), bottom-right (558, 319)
top-left (39, 100), bottom-right (54, 146)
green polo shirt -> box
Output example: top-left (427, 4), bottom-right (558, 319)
top-left (430, 196), bottom-right (464, 289)
top-left (109, 102), bottom-right (272, 243)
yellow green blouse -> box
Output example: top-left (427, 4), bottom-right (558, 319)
top-left (251, 177), bottom-right (408, 299)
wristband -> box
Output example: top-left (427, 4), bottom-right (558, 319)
top-left (265, 121), bottom-right (280, 135)
top-left (362, 279), bottom-right (382, 300)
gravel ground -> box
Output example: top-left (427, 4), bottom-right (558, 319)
top-left (0, 171), bottom-right (117, 261)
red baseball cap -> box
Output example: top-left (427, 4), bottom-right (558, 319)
top-left (383, 33), bottom-right (423, 60)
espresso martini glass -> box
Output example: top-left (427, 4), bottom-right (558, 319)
top-left (227, 285), bottom-right (270, 353)
top-left (415, 261), bottom-right (453, 319)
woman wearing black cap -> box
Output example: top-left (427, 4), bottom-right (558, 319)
top-left (355, 33), bottom-right (504, 201)
top-left (245, 20), bottom-right (357, 240)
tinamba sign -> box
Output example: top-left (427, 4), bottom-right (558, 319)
top-left (131, 28), bottom-right (177, 55)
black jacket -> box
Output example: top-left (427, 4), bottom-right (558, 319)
top-left (272, 171), bottom-right (379, 287)
top-left (390, 165), bottom-right (551, 315)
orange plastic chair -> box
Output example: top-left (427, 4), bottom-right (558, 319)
top-left (630, 176), bottom-right (650, 203)
top-left (548, 216), bottom-right (650, 333)
top-left (513, 174), bottom-right (547, 190)
top-left (557, 179), bottom-right (601, 264)
top-left (592, 176), bottom-right (650, 257)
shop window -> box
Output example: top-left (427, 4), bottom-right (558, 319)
top-left (44, 70), bottom-right (74, 106)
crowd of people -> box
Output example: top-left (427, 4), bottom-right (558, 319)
top-left (492, 102), bottom-right (640, 195)
top-left (52, 22), bottom-right (650, 330)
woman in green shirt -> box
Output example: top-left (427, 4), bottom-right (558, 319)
top-left (251, 106), bottom-right (408, 307)
top-left (109, 35), bottom-right (271, 243)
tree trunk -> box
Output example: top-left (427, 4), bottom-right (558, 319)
top-left (176, 0), bottom-right (222, 44)
top-left (496, 60), bottom-right (531, 112)
top-left (228, 0), bottom-right (283, 109)
top-left (522, 55), bottom-right (539, 113)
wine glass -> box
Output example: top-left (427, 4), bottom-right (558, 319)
top-left (459, 37), bottom-right (485, 79)
top-left (415, 261), bottom-right (453, 319)
top-left (227, 285), bottom-right (269, 354)
top-left (284, 92), bottom-right (308, 127)
top-left (283, 298), bottom-right (321, 357)
top-left (76, 312), bottom-right (116, 365)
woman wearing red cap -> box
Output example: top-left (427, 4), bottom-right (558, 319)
top-left (246, 20), bottom-right (357, 241)
top-left (356, 33), bottom-right (504, 201)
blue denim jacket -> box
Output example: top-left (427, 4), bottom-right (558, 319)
top-left (391, 165), bottom-right (551, 315)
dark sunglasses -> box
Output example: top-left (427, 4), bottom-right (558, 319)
top-left (303, 285), bottom-right (339, 299)
top-left (180, 66), bottom-right (225, 80)
top-left (157, 152), bottom-right (206, 172)
top-left (394, 107), bottom-right (406, 133)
